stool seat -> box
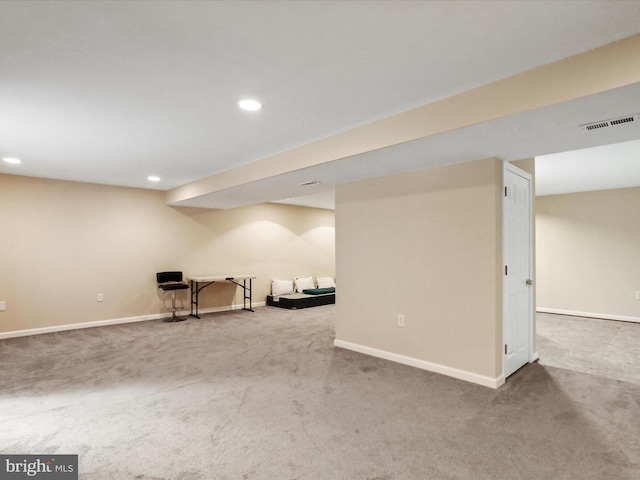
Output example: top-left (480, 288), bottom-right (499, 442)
top-left (159, 282), bottom-right (189, 292)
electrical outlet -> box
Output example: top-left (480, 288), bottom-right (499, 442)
top-left (0, 301), bottom-right (5, 312)
top-left (397, 314), bottom-right (405, 327)
top-left (97, 294), bottom-right (104, 302)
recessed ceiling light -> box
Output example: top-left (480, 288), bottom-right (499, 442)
top-left (238, 99), bottom-right (262, 111)
top-left (147, 176), bottom-right (160, 182)
top-left (3, 157), bottom-right (22, 164)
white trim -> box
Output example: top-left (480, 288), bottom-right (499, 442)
top-left (0, 302), bottom-right (265, 340)
top-left (334, 339), bottom-right (505, 389)
top-left (537, 307), bottom-right (640, 324)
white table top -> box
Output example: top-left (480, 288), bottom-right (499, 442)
top-left (187, 274), bottom-right (256, 282)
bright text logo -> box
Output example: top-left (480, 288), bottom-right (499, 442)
top-left (1, 455), bottom-right (77, 479)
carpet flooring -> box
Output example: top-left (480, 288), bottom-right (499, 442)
top-left (1, 306), bottom-right (639, 479)
top-left (536, 312), bottom-right (640, 385)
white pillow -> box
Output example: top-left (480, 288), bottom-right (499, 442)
top-left (294, 276), bottom-right (316, 293)
top-left (316, 276), bottom-right (336, 289)
top-left (271, 278), bottom-right (294, 296)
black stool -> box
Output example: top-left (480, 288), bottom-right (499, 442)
top-left (156, 271), bottom-right (189, 322)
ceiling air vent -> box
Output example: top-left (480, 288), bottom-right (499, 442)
top-left (580, 114), bottom-right (639, 131)
top-left (297, 180), bottom-right (322, 187)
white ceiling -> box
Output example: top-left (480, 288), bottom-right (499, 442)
top-left (1, 1), bottom-right (640, 209)
top-left (536, 139), bottom-right (640, 197)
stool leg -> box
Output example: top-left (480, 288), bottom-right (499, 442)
top-left (164, 290), bottom-right (186, 322)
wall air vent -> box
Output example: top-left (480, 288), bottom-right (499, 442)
top-left (580, 114), bottom-right (639, 131)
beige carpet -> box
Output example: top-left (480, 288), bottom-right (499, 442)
top-left (537, 312), bottom-right (640, 385)
top-left (1, 305), bottom-right (639, 479)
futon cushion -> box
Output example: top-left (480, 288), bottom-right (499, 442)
top-left (316, 276), bottom-right (336, 289)
top-left (294, 276), bottom-right (316, 293)
top-left (271, 278), bottom-right (294, 296)
top-left (302, 287), bottom-right (336, 295)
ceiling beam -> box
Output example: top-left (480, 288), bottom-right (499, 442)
top-left (167, 34), bottom-right (640, 207)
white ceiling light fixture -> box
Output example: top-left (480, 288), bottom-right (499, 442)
top-left (147, 176), bottom-right (160, 182)
top-left (3, 157), bottom-right (22, 164)
top-left (238, 99), bottom-right (262, 111)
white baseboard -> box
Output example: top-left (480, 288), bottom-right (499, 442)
top-left (334, 339), bottom-right (504, 389)
top-left (0, 302), bottom-right (265, 340)
top-left (537, 308), bottom-right (640, 324)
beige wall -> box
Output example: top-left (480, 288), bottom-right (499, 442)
top-left (536, 187), bottom-right (640, 320)
top-left (0, 174), bottom-right (335, 334)
top-left (510, 158), bottom-right (534, 177)
top-left (335, 158), bottom-right (503, 382)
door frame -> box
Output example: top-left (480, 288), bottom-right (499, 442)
top-left (502, 162), bottom-right (537, 379)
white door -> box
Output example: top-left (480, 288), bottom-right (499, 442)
top-left (503, 164), bottom-right (533, 378)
